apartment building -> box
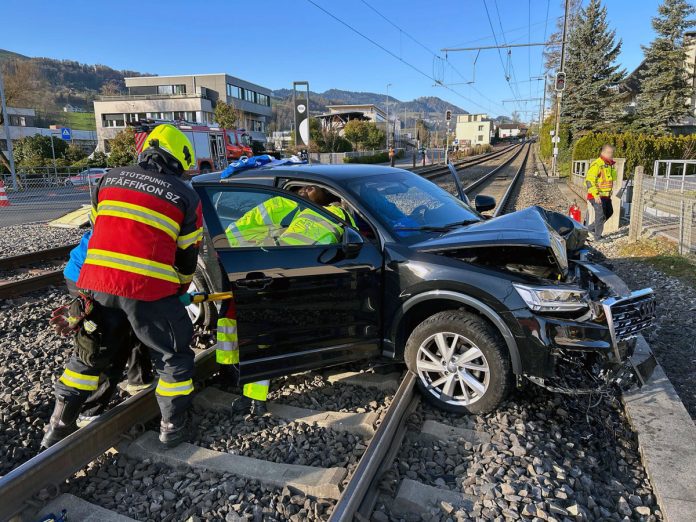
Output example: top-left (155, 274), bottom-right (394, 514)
top-left (455, 114), bottom-right (493, 146)
top-left (93, 73), bottom-right (272, 151)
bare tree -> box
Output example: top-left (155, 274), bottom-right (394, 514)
top-left (100, 79), bottom-right (122, 96)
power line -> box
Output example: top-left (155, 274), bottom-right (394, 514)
top-left (305, 0), bottom-right (492, 113)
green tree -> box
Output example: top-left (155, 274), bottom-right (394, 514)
top-left (415, 119), bottom-right (430, 146)
top-left (343, 119), bottom-right (369, 150)
top-left (364, 122), bottom-right (386, 149)
top-left (89, 151), bottom-right (109, 168)
top-left (214, 100), bottom-right (238, 129)
top-left (633, 0), bottom-right (695, 134)
top-left (562, 0), bottom-right (625, 134)
top-left (107, 128), bottom-right (137, 167)
top-left (65, 143), bottom-right (87, 164)
top-left (13, 134), bottom-right (68, 167)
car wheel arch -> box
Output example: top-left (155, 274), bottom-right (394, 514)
top-left (392, 290), bottom-right (522, 374)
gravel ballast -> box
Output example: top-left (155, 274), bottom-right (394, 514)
top-left (66, 453), bottom-right (336, 521)
top-left (0, 224), bottom-right (83, 257)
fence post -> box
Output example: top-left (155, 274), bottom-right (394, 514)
top-left (629, 166), bottom-right (644, 242)
top-left (685, 200), bottom-right (695, 254)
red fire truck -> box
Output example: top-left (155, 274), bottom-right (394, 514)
top-left (132, 120), bottom-right (253, 173)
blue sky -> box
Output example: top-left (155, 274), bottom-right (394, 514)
top-left (3, 0), bottom-right (661, 118)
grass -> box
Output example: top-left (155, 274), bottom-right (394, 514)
top-left (41, 111), bottom-right (96, 131)
top-left (617, 238), bottom-right (696, 288)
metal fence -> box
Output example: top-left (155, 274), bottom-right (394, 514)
top-left (629, 161), bottom-right (696, 254)
top-left (0, 168), bottom-right (96, 228)
top-left (569, 158), bottom-right (626, 234)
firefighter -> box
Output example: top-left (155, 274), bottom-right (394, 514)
top-left (585, 144), bottom-right (617, 241)
top-left (42, 124), bottom-right (203, 449)
top-left (219, 185), bottom-right (355, 415)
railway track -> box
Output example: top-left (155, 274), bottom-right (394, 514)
top-left (0, 244), bottom-right (77, 299)
top-left (414, 143), bottom-right (519, 180)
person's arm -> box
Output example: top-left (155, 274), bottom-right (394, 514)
top-left (174, 199), bottom-right (203, 291)
top-left (585, 162), bottom-right (600, 199)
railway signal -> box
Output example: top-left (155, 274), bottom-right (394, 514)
top-left (554, 71), bottom-right (566, 92)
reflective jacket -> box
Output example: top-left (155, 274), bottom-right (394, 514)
top-left (585, 157), bottom-right (617, 199)
top-left (278, 205), bottom-right (355, 245)
top-left (226, 197), bottom-right (298, 246)
top-left (77, 163), bottom-right (203, 301)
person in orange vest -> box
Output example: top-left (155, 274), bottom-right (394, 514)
top-left (388, 147), bottom-right (395, 167)
top-left (568, 201), bottom-right (581, 223)
top-left (584, 144), bottom-right (617, 241)
top-left (42, 124), bottom-right (203, 449)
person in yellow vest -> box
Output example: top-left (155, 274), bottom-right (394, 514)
top-left (220, 184), bottom-right (355, 415)
top-left (584, 144), bottom-right (617, 242)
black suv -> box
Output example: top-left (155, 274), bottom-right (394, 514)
top-left (190, 164), bottom-right (656, 413)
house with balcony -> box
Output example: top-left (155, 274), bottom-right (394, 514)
top-left (93, 73), bottom-right (272, 151)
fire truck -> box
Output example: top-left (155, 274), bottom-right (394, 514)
top-left (132, 120), bottom-right (253, 173)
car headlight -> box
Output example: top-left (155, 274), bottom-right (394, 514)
top-left (513, 283), bottom-right (589, 312)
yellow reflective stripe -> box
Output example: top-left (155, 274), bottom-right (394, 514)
top-left (155, 378), bottom-right (194, 397)
top-left (59, 368), bottom-right (99, 391)
top-left (177, 227), bottom-right (203, 249)
top-left (89, 207), bottom-right (97, 225)
top-left (84, 248), bottom-right (179, 284)
top-left (177, 271), bottom-right (194, 285)
top-left (97, 200), bottom-right (180, 241)
top-left (243, 380), bottom-right (270, 401)
top-left (216, 348), bottom-right (239, 365)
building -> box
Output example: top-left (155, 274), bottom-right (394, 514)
top-left (93, 73), bottom-right (272, 151)
top-left (268, 130), bottom-right (293, 152)
top-left (619, 31), bottom-right (696, 133)
top-left (455, 114), bottom-right (493, 146)
top-left (63, 104), bottom-right (88, 113)
top-left (316, 104), bottom-right (401, 145)
top-left (498, 123), bottom-right (527, 139)
top-left (0, 107), bottom-right (97, 158)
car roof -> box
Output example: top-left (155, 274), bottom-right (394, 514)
top-left (191, 163), bottom-right (409, 185)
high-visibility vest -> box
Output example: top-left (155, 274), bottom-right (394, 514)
top-left (77, 165), bottom-right (203, 301)
top-left (585, 157), bottom-right (617, 199)
top-left (278, 205), bottom-right (355, 245)
top-left (226, 197), bottom-right (298, 246)
top-left (215, 298), bottom-right (269, 402)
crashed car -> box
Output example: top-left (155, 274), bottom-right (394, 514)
top-left (188, 164), bottom-right (657, 413)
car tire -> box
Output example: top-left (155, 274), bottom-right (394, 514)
top-left (405, 310), bottom-right (512, 414)
top-left (186, 269), bottom-right (217, 328)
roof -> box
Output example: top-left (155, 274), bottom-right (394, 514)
top-left (192, 163), bottom-right (406, 185)
top-left (498, 123), bottom-right (525, 130)
top-left (315, 110), bottom-right (371, 119)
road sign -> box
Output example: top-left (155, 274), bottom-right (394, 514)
top-left (60, 127), bottom-right (72, 141)
top-left (453, 139), bottom-right (459, 145)
top-left (553, 147), bottom-right (559, 155)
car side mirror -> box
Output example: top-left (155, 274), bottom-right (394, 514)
top-left (342, 227), bottom-right (364, 258)
top-left (475, 194), bottom-right (496, 213)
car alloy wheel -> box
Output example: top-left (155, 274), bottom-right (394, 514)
top-left (416, 331), bottom-right (490, 406)
top-left (186, 280), bottom-right (202, 324)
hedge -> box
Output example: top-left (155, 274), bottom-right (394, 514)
top-left (573, 132), bottom-right (696, 177)
top-left (343, 149), bottom-right (404, 164)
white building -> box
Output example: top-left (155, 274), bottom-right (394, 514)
top-left (0, 107), bottom-right (97, 157)
top-left (455, 114), bottom-right (493, 146)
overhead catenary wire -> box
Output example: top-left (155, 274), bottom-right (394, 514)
top-left (305, 0), bottom-right (493, 113)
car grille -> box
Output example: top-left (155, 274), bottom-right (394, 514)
top-left (602, 289), bottom-right (656, 360)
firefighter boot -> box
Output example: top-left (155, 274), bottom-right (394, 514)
top-left (230, 395), bottom-right (252, 414)
top-left (250, 400), bottom-right (268, 416)
top-left (41, 398), bottom-right (81, 449)
top-left (159, 414), bottom-right (189, 448)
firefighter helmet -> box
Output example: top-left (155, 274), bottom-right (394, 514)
top-left (142, 124), bottom-right (195, 171)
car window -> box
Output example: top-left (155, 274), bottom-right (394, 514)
top-left (204, 187), bottom-right (346, 249)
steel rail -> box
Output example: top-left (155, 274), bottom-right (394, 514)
top-left (329, 372), bottom-right (418, 522)
top-left (461, 142), bottom-right (527, 195)
top-left (0, 244), bottom-right (77, 271)
top-left (416, 143), bottom-right (519, 179)
top-left (493, 144), bottom-right (531, 218)
top-left (0, 348), bottom-right (218, 521)
top-left (0, 269), bottom-right (65, 299)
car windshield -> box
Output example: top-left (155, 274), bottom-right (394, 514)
top-left (346, 170), bottom-right (482, 244)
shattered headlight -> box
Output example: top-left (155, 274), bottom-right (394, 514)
top-left (513, 283), bottom-right (589, 312)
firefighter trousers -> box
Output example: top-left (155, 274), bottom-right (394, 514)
top-left (55, 293), bottom-right (194, 422)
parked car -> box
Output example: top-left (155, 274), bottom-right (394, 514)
top-left (188, 164), bottom-right (657, 414)
top-left (65, 168), bottom-right (110, 187)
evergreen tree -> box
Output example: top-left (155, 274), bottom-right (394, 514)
top-left (562, 0), bottom-right (625, 134)
top-left (633, 0), bottom-right (695, 134)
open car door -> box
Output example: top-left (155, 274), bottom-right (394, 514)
top-left (196, 182), bottom-right (383, 384)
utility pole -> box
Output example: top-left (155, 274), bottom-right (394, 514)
top-left (552, 0), bottom-right (570, 177)
top-left (0, 67), bottom-right (17, 190)
top-left (539, 75), bottom-right (547, 132)
top-left (386, 83), bottom-right (392, 149)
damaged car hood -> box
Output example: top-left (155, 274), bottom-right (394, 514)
top-left (412, 206), bottom-right (586, 276)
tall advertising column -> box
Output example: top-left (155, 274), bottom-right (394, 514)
top-left (293, 81), bottom-right (310, 163)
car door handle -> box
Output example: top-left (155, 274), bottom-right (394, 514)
top-left (235, 274), bottom-right (273, 289)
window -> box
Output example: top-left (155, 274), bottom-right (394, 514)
top-left (478, 125), bottom-right (484, 131)
top-left (205, 187), bottom-right (346, 249)
top-left (477, 135), bottom-right (483, 142)
top-left (102, 113), bottom-right (125, 127)
top-left (227, 84), bottom-right (241, 98)
top-left (257, 93), bottom-right (270, 106)
top-left (244, 89), bottom-right (255, 103)
top-left (127, 113), bottom-right (148, 123)
top-left (249, 119), bottom-right (265, 132)
top-left (9, 115), bottom-right (26, 126)
top-left (173, 111), bottom-right (196, 122)
top-left (147, 112), bottom-right (174, 120)
top-left (156, 84), bottom-right (186, 95)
